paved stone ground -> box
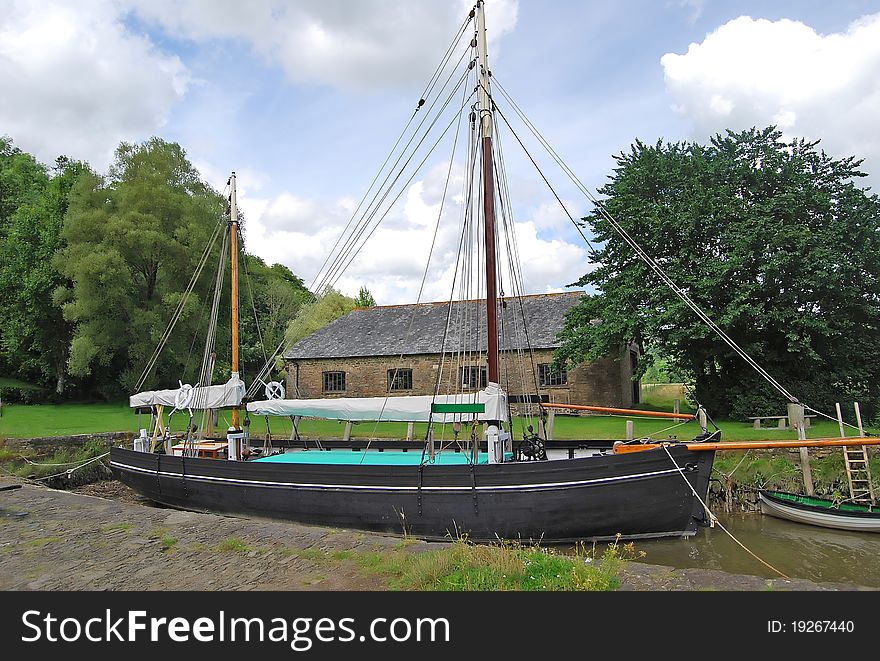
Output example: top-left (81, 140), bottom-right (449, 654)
top-left (0, 477), bottom-right (873, 591)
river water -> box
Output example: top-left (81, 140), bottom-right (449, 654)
top-left (622, 511), bottom-right (880, 588)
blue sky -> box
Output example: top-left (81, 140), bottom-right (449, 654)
top-left (3, 0), bottom-right (879, 304)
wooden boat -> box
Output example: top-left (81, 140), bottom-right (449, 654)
top-left (758, 489), bottom-right (880, 533)
top-left (110, 2), bottom-right (721, 542)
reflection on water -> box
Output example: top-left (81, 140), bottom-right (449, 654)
top-left (623, 512), bottom-right (880, 588)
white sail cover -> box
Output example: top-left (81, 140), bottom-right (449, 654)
top-left (129, 375), bottom-right (246, 410)
top-left (247, 382), bottom-right (508, 423)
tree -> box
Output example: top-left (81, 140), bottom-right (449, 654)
top-left (0, 157), bottom-right (86, 395)
top-left (354, 286), bottom-right (376, 307)
top-left (56, 138), bottom-right (226, 398)
top-left (555, 127), bottom-right (880, 420)
top-left (284, 288), bottom-right (357, 348)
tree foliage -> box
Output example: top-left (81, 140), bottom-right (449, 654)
top-left (556, 127), bottom-right (880, 420)
top-left (354, 286), bottom-right (376, 307)
top-left (0, 141), bottom-right (85, 397)
top-left (284, 288), bottom-right (357, 349)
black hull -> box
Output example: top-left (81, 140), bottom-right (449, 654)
top-left (110, 445), bottom-right (715, 542)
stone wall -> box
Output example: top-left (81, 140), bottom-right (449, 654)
top-left (285, 346), bottom-right (638, 408)
top-left (1, 431), bottom-right (133, 457)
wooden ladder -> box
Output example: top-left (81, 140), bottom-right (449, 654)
top-left (843, 445), bottom-right (875, 505)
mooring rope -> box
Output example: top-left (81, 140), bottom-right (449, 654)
top-left (661, 445), bottom-right (790, 580)
top-left (7, 452), bottom-right (111, 484)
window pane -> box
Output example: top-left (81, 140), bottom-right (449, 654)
top-left (323, 371), bottom-right (346, 392)
top-left (388, 368), bottom-right (413, 391)
top-left (538, 363), bottom-right (566, 387)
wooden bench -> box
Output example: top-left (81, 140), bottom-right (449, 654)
top-left (171, 441), bottom-right (227, 458)
top-left (748, 415), bottom-right (816, 430)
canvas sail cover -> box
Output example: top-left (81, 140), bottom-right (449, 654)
top-left (129, 375), bottom-right (246, 410)
top-left (247, 382), bottom-right (508, 423)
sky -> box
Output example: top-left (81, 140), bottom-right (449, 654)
top-left (3, 0), bottom-right (880, 305)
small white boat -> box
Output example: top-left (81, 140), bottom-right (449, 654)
top-left (758, 490), bottom-right (880, 533)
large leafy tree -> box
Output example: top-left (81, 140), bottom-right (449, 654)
top-left (0, 157), bottom-right (86, 394)
top-left (57, 138), bottom-right (227, 398)
top-left (556, 127), bottom-right (880, 420)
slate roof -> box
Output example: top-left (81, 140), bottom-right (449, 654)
top-left (284, 292), bottom-right (585, 360)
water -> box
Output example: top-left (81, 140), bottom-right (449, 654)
top-left (624, 511), bottom-right (880, 588)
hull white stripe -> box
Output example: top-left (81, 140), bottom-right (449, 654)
top-left (110, 460), bottom-right (684, 492)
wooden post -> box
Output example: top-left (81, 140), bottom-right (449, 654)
top-left (546, 409), bottom-right (556, 440)
top-left (406, 422), bottom-right (414, 441)
top-left (625, 420), bottom-right (634, 440)
top-left (427, 428), bottom-right (435, 461)
top-left (835, 402), bottom-right (846, 438)
top-left (855, 402), bottom-right (865, 436)
top-left (788, 402), bottom-right (814, 496)
top-left (673, 399), bottom-right (681, 422)
top-left (343, 421), bottom-right (353, 442)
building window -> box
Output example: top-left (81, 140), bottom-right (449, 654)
top-left (537, 363), bottom-right (567, 387)
top-left (388, 368), bottom-right (413, 391)
top-left (460, 365), bottom-right (487, 390)
top-left (323, 371), bottom-right (346, 392)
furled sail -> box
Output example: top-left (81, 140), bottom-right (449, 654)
top-left (129, 375), bottom-right (245, 410)
top-left (247, 382), bottom-right (508, 423)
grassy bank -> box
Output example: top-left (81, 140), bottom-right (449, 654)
top-left (358, 537), bottom-right (633, 590)
top-left (713, 450), bottom-right (880, 501)
top-left (1, 398), bottom-right (874, 442)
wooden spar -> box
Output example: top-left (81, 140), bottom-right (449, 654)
top-left (612, 436), bottom-right (880, 454)
top-left (476, 0), bottom-right (499, 386)
top-left (542, 402), bottom-right (696, 420)
top-left (229, 172), bottom-right (240, 431)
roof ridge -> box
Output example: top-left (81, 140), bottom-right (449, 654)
top-left (355, 290), bottom-right (584, 311)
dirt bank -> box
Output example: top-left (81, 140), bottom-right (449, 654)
top-left (0, 477), bottom-right (872, 591)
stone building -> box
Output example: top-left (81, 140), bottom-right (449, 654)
top-left (283, 292), bottom-right (639, 408)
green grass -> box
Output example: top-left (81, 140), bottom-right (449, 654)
top-left (212, 537), bottom-right (252, 553)
top-left (1, 385), bottom-right (875, 443)
top-left (357, 538), bottom-right (631, 591)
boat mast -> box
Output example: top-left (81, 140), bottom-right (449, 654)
top-left (229, 172), bottom-right (241, 433)
top-left (476, 0), bottom-right (499, 385)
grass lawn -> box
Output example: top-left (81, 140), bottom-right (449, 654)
top-left (1, 383), bottom-right (873, 442)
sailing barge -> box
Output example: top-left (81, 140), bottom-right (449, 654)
top-left (110, 2), bottom-right (880, 543)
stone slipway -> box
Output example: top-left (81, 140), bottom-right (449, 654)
top-left (0, 478), bottom-right (873, 591)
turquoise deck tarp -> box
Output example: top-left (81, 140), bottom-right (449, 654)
top-left (253, 450), bottom-right (512, 466)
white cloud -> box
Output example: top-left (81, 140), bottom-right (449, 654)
top-left (126, 0), bottom-right (519, 92)
top-left (661, 14), bottom-right (880, 185)
top-left (0, 0), bottom-right (189, 169)
top-left (230, 160), bottom-right (589, 306)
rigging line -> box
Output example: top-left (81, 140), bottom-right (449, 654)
top-left (316, 72), bottom-right (474, 293)
top-left (802, 404), bottom-right (871, 435)
top-left (418, 11), bottom-right (474, 107)
top-left (433, 108), bottom-right (479, 406)
top-left (636, 418), bottom-right (694, 440)
top-left (135, 213), bottom-right (226, 391)
top-left (490, 79), bottom-right (799, 403)
top-left (308, 30), bottom-right (472, 296)
top-left (238, 225), bottom-right (269, 370)
top-left (661, 445), bottom-right (789, 579)
top-left (361, 68), bottom-right (472, 455)
top-left (490, 94), bottom-right (801, 406)
top-left (246, 83), bottom-right (475, 398)
top-left (309, 46), bottom-right (474, 295)
top-left (491, 112), bottom-right (543, 420)
top-left (316, 86), bottom-right (478, 301)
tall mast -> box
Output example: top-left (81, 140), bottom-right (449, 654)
top-left (229, 172), bottom-right (241, 431)
top-left (476, 0), bottom-right (499, 385)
